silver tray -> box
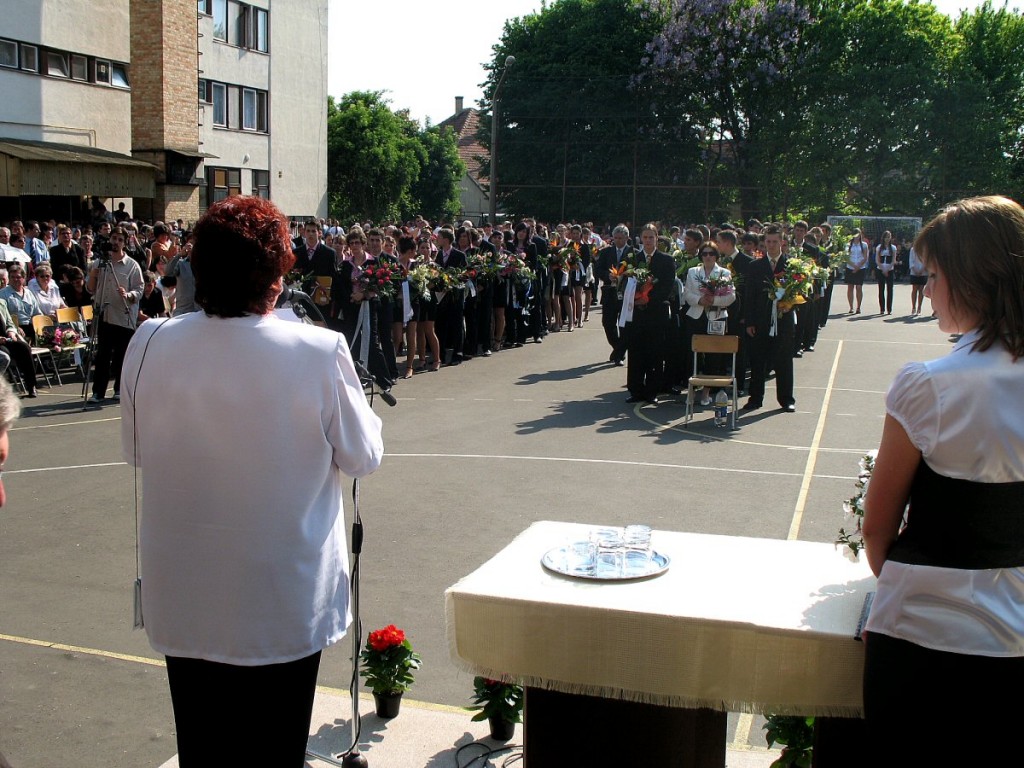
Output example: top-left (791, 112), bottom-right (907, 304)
top-left (541, 544), bottom-right (670, 581)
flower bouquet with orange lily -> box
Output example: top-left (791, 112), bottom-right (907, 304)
top-left (609, 260), bottom-right (657, 302)
top-left (767, 257), bottom-right (815, 312)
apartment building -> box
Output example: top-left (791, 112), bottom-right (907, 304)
top-left (0, 0), bottom-right (328, 226)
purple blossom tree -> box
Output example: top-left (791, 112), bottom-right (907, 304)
top-left (637, 0), bottom-right (814, 214)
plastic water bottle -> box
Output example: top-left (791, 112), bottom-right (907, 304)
top-left (714, 390), bottom-right (729, 427)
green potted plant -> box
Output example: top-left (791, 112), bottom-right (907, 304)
top-left (468, 676), bottom-right (524, 741)
top-left (359, 624), bottom-right (421, 718)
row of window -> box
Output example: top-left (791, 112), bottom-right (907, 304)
top-left (199, 0), bottom-right (269, 53)
top-left (0, 38), bottom-right (129, 87)
top-left (205, 167), bottom-right (270, 207)
top-left (200, 79), bottom-right (269, 132)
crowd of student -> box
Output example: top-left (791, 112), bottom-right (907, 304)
top-left (0, 209), bottom-right (917, 415)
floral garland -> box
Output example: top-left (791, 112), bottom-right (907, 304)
top-left (836, 450), bottom-right (876, 560)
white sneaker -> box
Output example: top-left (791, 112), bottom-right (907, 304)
top-left (700, 396), bottom-right (712, 407)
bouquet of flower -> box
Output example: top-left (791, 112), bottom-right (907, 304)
top-left (835, 450), bottom-right (877, 560)
top-left (466, 253), bottom-right (501, 285)
top-left (500, 255), bottom-right (534, 287)
top-left (359, 624), bottom-right (422, 695)
top-left (284, 268), bottom-right (310, 288)
top-left (40, 326), bottom-right (80, 352)
top-left (427, 265), bottom-right (456, 293)
top-left (671, 249), bottom-right (700, 277)
top-left (467, 676), bottom-right (524, 725)
top-left (700, 274), bottom-right (733, 297)
top-left (548, 249), bottom-right (567, 272)
top-left (406, 263), bottom-right (434, 300)
top-left (767, 257), bottom-right (815, 312)
top-left (609, 261), bottom-right (657, 302)
top-left (356, 261), bottom-right (398, 299)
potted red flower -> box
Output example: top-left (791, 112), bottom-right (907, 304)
top-left (359, 624), bottom-right (422, 718)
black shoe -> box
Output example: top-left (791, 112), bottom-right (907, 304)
top-left (806, 345), bottom-right (815, 352)
top-left (626, 395), bottom-right (643, 403)
top-left (534, 337), bottom-right (542, 343)
top-left (794, 350), bottom-right (803, 358)
top-left (741, 400), bottom-right (762, 412)
top-left (669, 385), bottom-right (684, 396)
top-left (783, 404), bottom-right (797, 412)
top-left (647, 397), bottom-right (659, 405)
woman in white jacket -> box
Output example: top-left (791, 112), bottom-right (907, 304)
top-left (682, 243), bottom-right (736, 405)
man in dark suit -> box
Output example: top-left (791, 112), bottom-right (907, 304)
top-left (435, 228), bottom-right (467, 364)
top-left (624, 223), bottom-right (675, 404)
top-left (292, 220), bottom-right (336, 282)
top-left (49, 225), bottom-right (85, 281)
top-left (715, 229), bottom-right (752, 393)
top-left (595, 224), bottom-right (633, 365)
top-left (741, 224), bottom-right (796, 413)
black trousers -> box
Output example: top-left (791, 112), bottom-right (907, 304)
top-left (863, 632), bottom-right (1024, 766)
top-left (600, 295), bottom-right (626, 362)
top-left (436, 292), bottom-right (465, 361)
top-left (876, 271), bottom-right (895, 313)
top-left (626, 305), bottom-right (668, 400)
top-left (166, 651), bottom-right (321, 768)
top-left (1, 338), bottom-right (36, 393)
top-left (93, 320), bottom-right (134, 397)
top-left (747, 321), bottom-right (794, 407)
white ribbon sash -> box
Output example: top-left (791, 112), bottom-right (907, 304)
top-left (618, 277), bottom-right (637, 328)
top-left (356, 300), bottom-right (371, 367)
top-left (769, 298), bottom-right (779, 338)
top-left (402, 280), bottom-right (413, 325)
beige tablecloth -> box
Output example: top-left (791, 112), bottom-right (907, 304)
top-left (445, 521), bottom-right (875, 717)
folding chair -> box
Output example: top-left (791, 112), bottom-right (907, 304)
top-left (684, 334), bottom-right (739, 429)
top-left (55, 307), bottom-right (88, 378)
top-left (30, 315), bottom-right (63, 387)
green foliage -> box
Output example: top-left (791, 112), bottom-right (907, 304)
top-left (327, 92), bottom-right (464, 223)
top-left (763, 714), bottom-right (815, 768)
top-left (480, 0), bottom-right (700, 223)
top-left (467, 676), bottom-right (524, 723)
top-left (358, 636), bottom-right (422, 695)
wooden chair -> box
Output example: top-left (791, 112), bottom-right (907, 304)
top-left (55, 307), bottom-right (88, 378)
top-left (684, 334), bottom-right (739, 429)
top-left (30, 315), bottom-right (62, 387)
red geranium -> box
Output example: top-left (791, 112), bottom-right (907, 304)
top-left (368, 624), bottom-right (405, 652)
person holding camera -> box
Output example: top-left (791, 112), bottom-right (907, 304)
top-left (87, 225), bottom-right (143, 403)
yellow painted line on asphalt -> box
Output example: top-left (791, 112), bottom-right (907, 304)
top-left (732, 712), bottom-right (754, 749)
top-left (788, 341), bottom-right (844, 541)
top-left (0, 632), bottom-right (164, 667)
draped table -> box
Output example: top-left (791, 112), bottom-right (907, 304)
top-left (445, 521), bottom-right (875, 766)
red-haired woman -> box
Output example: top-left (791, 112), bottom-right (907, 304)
top-left (121, 196), bottom-right (383, 768)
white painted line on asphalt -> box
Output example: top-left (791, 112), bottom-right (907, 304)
top-left (799, 386), bottom-right (886, 394)
top-left (10, 416), bottom-right (122, 431)
top-left (818, 337), bottom-right (947, 347)
top-left (789, 341), bottom-right (844, 541)
top-left (388, 453), bottom-right (802, 478)
top-left (5, 462), bottom-right (127, 474)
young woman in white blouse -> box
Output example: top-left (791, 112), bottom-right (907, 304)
top-left (845, 228), bottom-right (869, 314)
top-left (861, 196), bottom-right (1024, 766)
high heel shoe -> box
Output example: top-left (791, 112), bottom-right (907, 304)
top-left (403, 368), bottom-right (414, 379)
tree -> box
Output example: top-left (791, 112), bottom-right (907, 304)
top-left (410, 125), bottom-right (465, 222)
top-left (480, 0), bottom-right (701, 224)
top-left (637, 0), bottom-right (814, 219)
top-left (327, 91), bottom-right (423, 223)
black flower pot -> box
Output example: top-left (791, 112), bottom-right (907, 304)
top-left (488, 715), bottom-right (516, 742)
top-left (373, 691), bottom-right (402, 718)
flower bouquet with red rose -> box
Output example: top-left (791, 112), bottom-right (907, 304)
top-left (355, 261), bottom-right (398, 300)
top-left (767, 257), bottom-right (815, 313)
top-left (700, 273), bottom-right (734, 298)
top-left (40, 326), bottom-right (80, 352)
top-left (500, 255), bottom-right (534, 288)
top-left (359, 624), bottom-right (422, 696)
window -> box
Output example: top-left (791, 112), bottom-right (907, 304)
top-left (242, 88), bottom-right (257, 130)
top-left (211, 82), bottom-right (226, 126)
top-left (198, 0), bottom-right (211, 14)
top-left (198, 79), bottom-right (210, 103)
top-left (0, 39), bottom-right (16, 69)
top-left (213, 0), bottom-right (227, 40)
top-left (208, 167), bottom-right (241, 203)
top-left (95, 59), bottom-right (110, 84)
top-left (227, 1), bottom-right (245, 46)
top-left (20, 44), bottom-right (38, 72)
top-left (111, 63), bottom-right (129, 88)
top-left (253, 170), bottom-right (270, 199)
top-left (257, 90), bottom-right (268, 132)
top-left (46, 51), bottom-right (69, 78)
top-left (228, 84), bottom-right (240, 129)
top-left (70, 54), bottom-right (87, 80)
top-left (253, 8), bottom-right (268, 52)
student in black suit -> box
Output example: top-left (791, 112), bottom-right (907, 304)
top-left (741, 224), bottom-right (796, 413)
top-left (292, 221), bottom-right (336, 285)
top-left (595, 224), bottom-right (633, 365)
top-left (625, 223), bottom-right (675, 404)
top-left (715, 229), bottom-right (753, 393)
top-left (434, 228), bottom-right (467, 364)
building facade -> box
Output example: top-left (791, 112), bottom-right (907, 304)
top-left (0, 0), bottom-right (328, 226)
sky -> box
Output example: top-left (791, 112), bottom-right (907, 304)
top-left (327, 0), bottom-right (1021, 128)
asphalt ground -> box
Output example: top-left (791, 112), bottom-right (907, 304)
top-left (0, 282), bottom-right (952, 767)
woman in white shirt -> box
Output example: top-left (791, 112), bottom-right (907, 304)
top-left (845, 228), bottom-right (869, 314)
top-left (861, 196), bottom-right (1024, 766)
top-left (873, 230), bottom-right (897, 315)
top-left (27, 263), bottom-right (67, 318)
top-left (682, 243), bottom-right (736, 404)
top-left (121, 196), bottom-right (384, 767)
top-left (907, 246), bottom-right (926, 315)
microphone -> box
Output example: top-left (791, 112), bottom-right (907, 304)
top-left (352, 359), bottom-right (397, 407)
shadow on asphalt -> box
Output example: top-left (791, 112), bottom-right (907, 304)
top-left (516, 361), bottom-right (610, 384)
top-left (516, 392), bottom-right (656, 434)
